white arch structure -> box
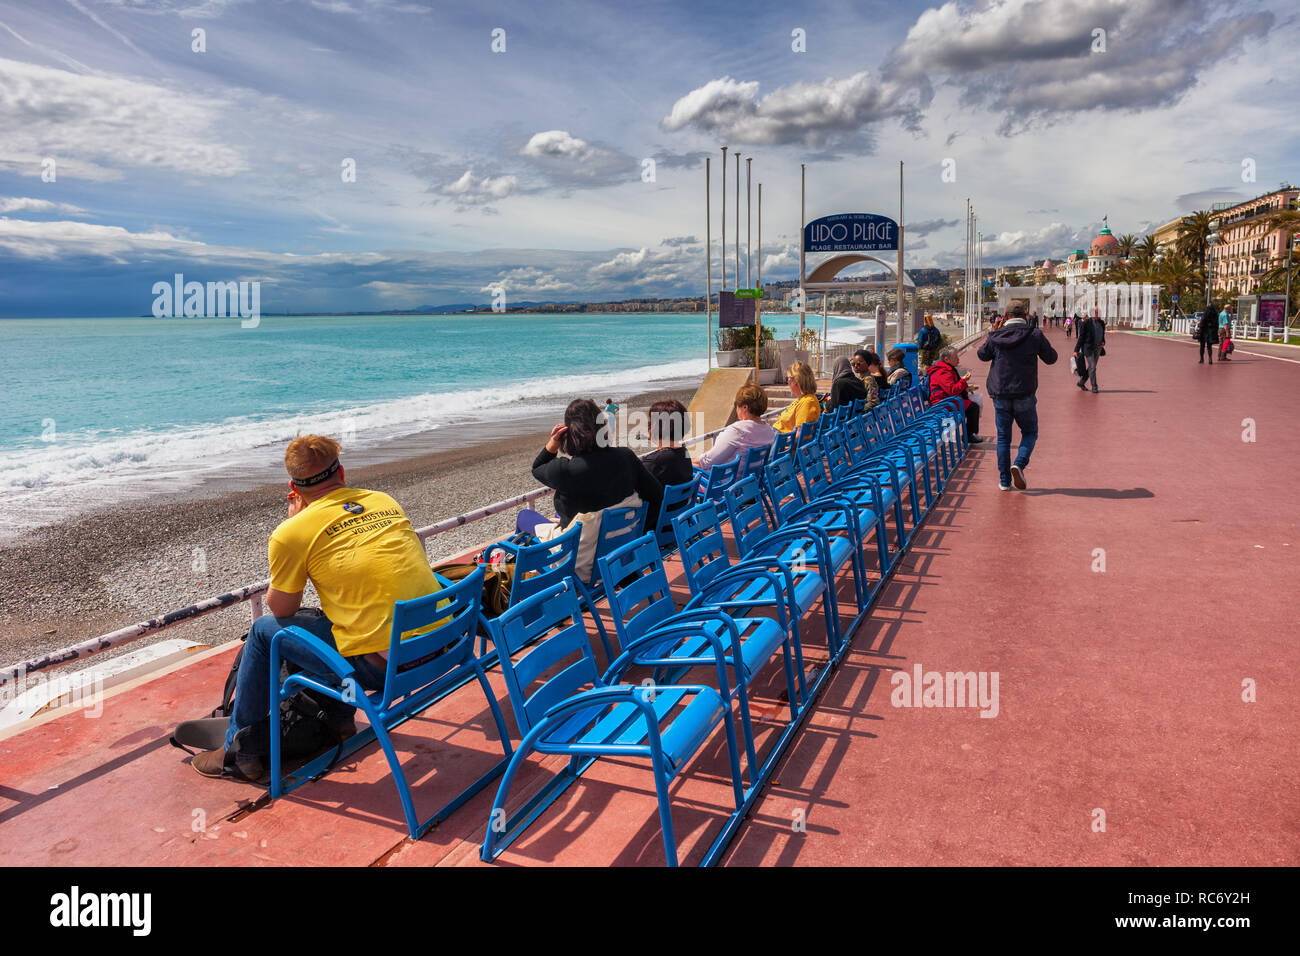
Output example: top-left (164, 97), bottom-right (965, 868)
top-left (800, 253), bottom-right (917, 370)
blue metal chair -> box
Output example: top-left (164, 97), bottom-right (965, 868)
top-left (696, 455), bottom-right (742, 503)
top-left (794, 419), bottom-right (818, 449)
top-left (481, 580), bottom-right (745, 867)
top-left (596, 531), bottom-right (797, 780)
top-left (477, 523), bottom-right (608, 660)
top-left (723, 473), bottom-right (868, 622)
top-left (651, 480), bottom-right (698, 553)
top-left (673, 500), bottom-right (839, 695)
top-left (739, 444), bottom-right (775, 524)
top-left (771, 430), bottom-right (796, 460)
top-left (268, 567), bottom-right (512, 840)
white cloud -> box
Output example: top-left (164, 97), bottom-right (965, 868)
top-left (0, 57), bottom-right (248, 180)
top-left (886, 0), bottom-right (1274, 128)
top-left (442, 170), bottom-right (518, 206)
top-left (0, 197), bottom-right (88, 215)
top-left (520, 130), bottom-right (631, 183)
top-left (662, 72), bottom-right (921, 147)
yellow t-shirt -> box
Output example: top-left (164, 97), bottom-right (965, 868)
top-left (268, 488), bottom-right (441, 657)
top-left (775, 394), bottom-right (822, 433)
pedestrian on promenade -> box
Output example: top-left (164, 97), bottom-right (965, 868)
top-left (1219, 305), bottom-right (1232, 337)
top-left (918, 314), bottom-right (942, 370)
top-left (1074, 310), bottom-right (1105, 392)
top-left (977, 304), bottom-right (1058, 490)
top-left (1064, 315), bottom-right (1073, 338)
top-left (1219, 325), bottom-right (1235, 361)
top-left (1197, 308), bottom-right (1218, 364)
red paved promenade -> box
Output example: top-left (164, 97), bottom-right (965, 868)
top-left (2, 327), bottom-right (1296, 866)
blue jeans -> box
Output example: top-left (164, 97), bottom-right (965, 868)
top-left (225, 611), bottom-right (388, 753)
top-left (991, 395), bottom-right (1038, 486)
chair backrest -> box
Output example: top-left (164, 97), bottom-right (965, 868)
top-left (740, 444), bottom-right (770, 482)
top-left (908, 389), bottom-right (925, 415)
top-left (763, 452), bottom-right (808, 523)
top-left (722, 474), bottom-right (773, 557)
top-left (699, 455), bottom-right (742, 502)
top-left (771, 430), bottom-right (796, 460)
top-left (506, 522), bottom-right (583, 612)
top-left (873, 404), bottom-right (898, 438)
top-left (795, 435), bottom-right (835, 501)
top-left (489, 580), bottom-right (602, 737)
top-left (382, 566), bottom-right (485, 708)
top-left (595, 532), bottom-right (678, 657)
top-left (794, 419), bottom-right (818, 448)
top-left (821, 427), bottom-right (855, 482)
top-left (586, 503), bottom-right (648, 588)
top-left (850, 397), bottom-right (865, 417)
top-left (841, 415), bottom-right (872, 467)
top-left (652, 480), bottom-right (698, 551)
top-left (672, 501), bottom-right (732, 595)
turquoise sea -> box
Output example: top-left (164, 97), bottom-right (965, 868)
top-left (0, 311), bottom-right (867, 536)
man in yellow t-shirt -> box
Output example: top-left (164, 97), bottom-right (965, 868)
top-left (193, 435), bottom-right (440, 782)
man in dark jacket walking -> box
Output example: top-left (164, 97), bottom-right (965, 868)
top-left (1074, 309), bottom-right (1105, 392)
top-left (1198, 304), bottom-right (1219, 364)
top-left (977, 305), bottom-right (1058, 490)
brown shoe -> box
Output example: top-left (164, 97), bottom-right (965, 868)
top-left (191, 747), bottom-right (266, 782)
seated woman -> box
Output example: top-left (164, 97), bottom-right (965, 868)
top-left (885, 347), bottom-right (914, 390)
top-left (827, 356), bottom-right (868, 411)
top-left (517, 398), bottom-right (663, 580)
top-left (774, 361), bottom-right (821, 433)
top-left (640, 398), bottom-right (693, 484)
top-left (927, 346), bottom-right (985, 443)
top-left (699, 383), bottom-right (779, 469)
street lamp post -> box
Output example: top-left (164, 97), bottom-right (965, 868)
top-left (1205, 222), bottom-right (1218, 332)
top-left (1286, 232), bottom-right (1295, 345)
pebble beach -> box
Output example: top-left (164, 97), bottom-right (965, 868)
top-left (0, 385), bottom-right (699, 673)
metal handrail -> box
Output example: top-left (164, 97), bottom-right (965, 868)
top-left (3, 410), bottom-right (778, 683)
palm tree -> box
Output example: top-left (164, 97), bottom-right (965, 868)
top-left (1158, 254), bottom-right (1198, 313)
top-left (1116, 233), bottom-right (1136, 260)
top-left (1176, 211), bottom-right (1214, 263)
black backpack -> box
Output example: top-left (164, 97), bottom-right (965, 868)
top-left (170, 620), bottom-right (346, 778)
top-left (919, 326), bottom-right (940, 350)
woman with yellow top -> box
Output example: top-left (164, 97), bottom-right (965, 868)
top-left (774, 361), bottom-right (821, 433)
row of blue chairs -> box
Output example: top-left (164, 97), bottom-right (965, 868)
top-left (264, 383), bottom-right (967, 863)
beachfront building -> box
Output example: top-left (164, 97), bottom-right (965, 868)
top-left (1057, 222), bottom-right (1123, 281)
top-left (1033, 259), bottom-right (1058, 284)
top-left (1209, 184), bottom-right (1299, 297)
top-left (1152, 216), bottom-right (1183, 255)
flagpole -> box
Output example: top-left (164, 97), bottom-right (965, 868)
top-left (734, 151), bottom-right (741, 291)
top-left (706, 156), bottom-right (712, 368)
top-left (746, 157), bottom-right (753, 290)
top-left (721, 147), bottom-right (727, 292)
top-left (897, 160), bottom-right (904, 347)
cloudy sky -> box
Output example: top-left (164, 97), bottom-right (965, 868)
top-left (1, 0), bottom-right (1295, 315)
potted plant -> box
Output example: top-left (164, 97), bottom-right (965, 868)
top-left (714, 328), bottom-right (744, 367)
top-left (794, 327), bottom-right (818, 365)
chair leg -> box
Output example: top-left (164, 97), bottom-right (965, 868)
top-left (654, 765), bottom-right (681, 867)
top-left (370, 720), bottom-right (423, 840)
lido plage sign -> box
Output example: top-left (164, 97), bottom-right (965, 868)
top-left (803, 213), bottom-right (898, 253)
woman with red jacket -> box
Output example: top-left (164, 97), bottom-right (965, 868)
top-left (927, 346), bottom-right (985, 443)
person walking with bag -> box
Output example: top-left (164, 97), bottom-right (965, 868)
top-left (1074, 310), bottom-right (1105, 392)
top-left (977, 304), bottom-right (1057, 490)
top-left (1198, 304), bottom-right (1219, 364)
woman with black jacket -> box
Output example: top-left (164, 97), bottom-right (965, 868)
top-left (1198, 304), bottom-right (1219, 364)
top-left (519, 399), bottom-right (663, 578)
